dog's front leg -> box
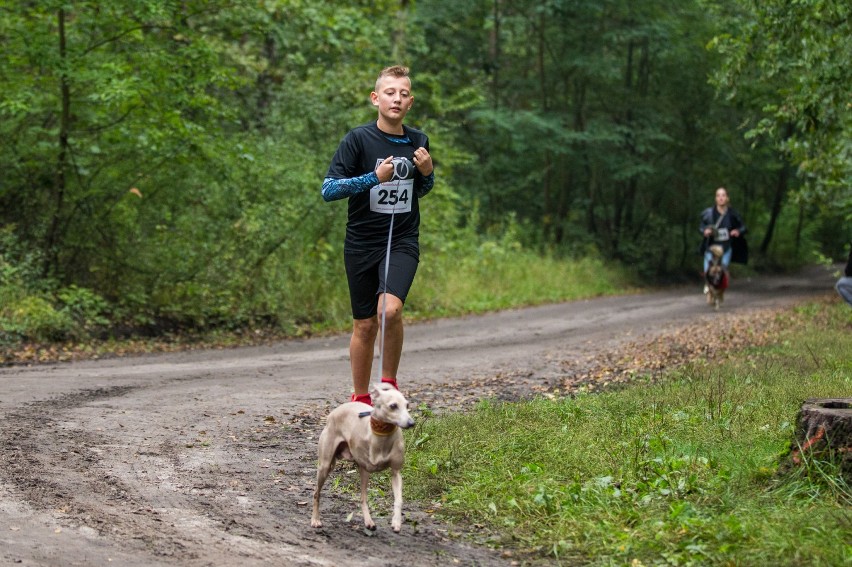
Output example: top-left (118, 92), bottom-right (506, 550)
top-left (391, 467), bottom-right (403, 532)
top-left (359, 466), bottom-right (376, 530)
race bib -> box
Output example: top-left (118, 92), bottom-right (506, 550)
top-left (370, 157), bottom-right (414, 214)
top-left (714, 228), bottom-right (730, 242)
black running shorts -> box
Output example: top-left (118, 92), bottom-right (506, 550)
top-left (344, 246), bottom-right (419, 320)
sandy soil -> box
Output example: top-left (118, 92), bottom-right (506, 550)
top-left (0, 266), bottom-right (839, 566)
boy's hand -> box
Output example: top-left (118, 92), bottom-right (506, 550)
top-left (413, 147), bottom-right (433, 176)
top-left (375, 156), bottom-right (394, 183)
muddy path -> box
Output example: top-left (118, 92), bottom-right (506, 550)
top-left (0, 266), bottom-right (839, 566)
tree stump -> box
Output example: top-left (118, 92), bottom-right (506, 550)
top-left (786, 398), bottom-right (852, 481)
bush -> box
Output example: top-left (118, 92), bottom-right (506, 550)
top-left (0, 294), bottom-right (73, 343)
top-left (58, 285), bottom-right (111, 338)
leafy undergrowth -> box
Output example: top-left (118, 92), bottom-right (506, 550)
top-left (1, 246), bottom-right (634, 366)
top-left (404, 298), bottom-right (852, 566)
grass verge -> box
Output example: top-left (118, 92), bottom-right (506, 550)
top-left (404, 301), bottom-right (852, 566)
top-left (409, 245), bottom-right (634, 318)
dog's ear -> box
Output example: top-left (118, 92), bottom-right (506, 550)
top-left (369, 383), bottom-right (382, 407)
top-left (370, 383), bottom-right (394, 407)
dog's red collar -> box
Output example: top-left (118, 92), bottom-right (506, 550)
top-left (360, 411), bottom-right (397, 436)
top-left (370, 416), bottom-right (397, 437)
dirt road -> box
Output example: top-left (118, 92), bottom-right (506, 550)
top-left (0, 267), bottom-right (839, 566)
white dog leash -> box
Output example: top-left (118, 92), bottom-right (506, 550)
top-left (377, 177), bottom-right (400, 382)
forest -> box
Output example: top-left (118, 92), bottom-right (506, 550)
top-left (1, 0), bottom-right (849, 343)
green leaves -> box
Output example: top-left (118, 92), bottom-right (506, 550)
top-left (709, 0), bottom-right (852, 219)
top-left (1, 0), bottom-right (847, 338)
top-left (1, 0), bottom-right (388, 330)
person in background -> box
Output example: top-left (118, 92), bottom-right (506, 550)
top-left (699, 187), bottom-right (747, 294)
top-left (321, 65), bottom-right (434, 405)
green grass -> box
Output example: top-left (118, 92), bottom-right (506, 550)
top-left (408, 244), bottom-right (635, 318)
top-left (404, 301), bottom-right (852, 566)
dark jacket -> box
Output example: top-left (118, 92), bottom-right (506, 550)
top-left (699, 206), bottom-right (748, 264)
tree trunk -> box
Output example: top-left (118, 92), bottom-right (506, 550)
top-left (760, 123), bottom-right (794, 255)
top-left (537, 12), bottom-right (553, 242)
top-left (794, 201), bottom-right (805, 254)
top-left (784, 398), bottom-right (852, 481)
top-left (391, 0), bottom-right (410, 62)
top-left (45, 7), bottom-right (72, 278)
top-left (760, 161), bottom-right (788, 255)
top-left (489, 0), bottom-right (501, 110)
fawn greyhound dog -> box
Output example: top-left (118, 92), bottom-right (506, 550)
top-left (311, 383), bottom-right (415, 533)
top-left (705, 244), bottom-right (728, 310)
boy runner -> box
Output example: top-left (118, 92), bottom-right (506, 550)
top-left (321, 65), bottom-right (434, 404)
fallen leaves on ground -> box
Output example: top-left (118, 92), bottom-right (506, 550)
top-left (405, 300), bottom-right (823, 413)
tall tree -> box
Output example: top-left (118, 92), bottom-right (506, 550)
top-left (708, 0), bottom-right (852, 219)
top-left (0, 0), bottom-right (409, 327)
top-left (1, 1), bottom-right (250, 284)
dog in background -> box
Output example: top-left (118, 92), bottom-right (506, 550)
top-left (705, 244), bottom-right (728, 310)
top-left (311, 383), bottom-right (415, 533)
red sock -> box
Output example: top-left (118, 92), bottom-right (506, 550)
top-left (351, 392), bottom-right (372, 405)
top-left (380, 377), bottom-right (399, 390)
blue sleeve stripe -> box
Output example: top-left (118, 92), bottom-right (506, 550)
top-left (322, 172), bottom-right (379, 202)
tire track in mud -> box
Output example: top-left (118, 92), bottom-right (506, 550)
top-left (0, 382), bottom-right (509, 566)
top-left (0, 385), bottom-right (306, 564)
top-left (0, 385), bottom-right (201, 560)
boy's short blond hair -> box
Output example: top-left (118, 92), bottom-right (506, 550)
top-left (375, 65), bottom-right (410, 91)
